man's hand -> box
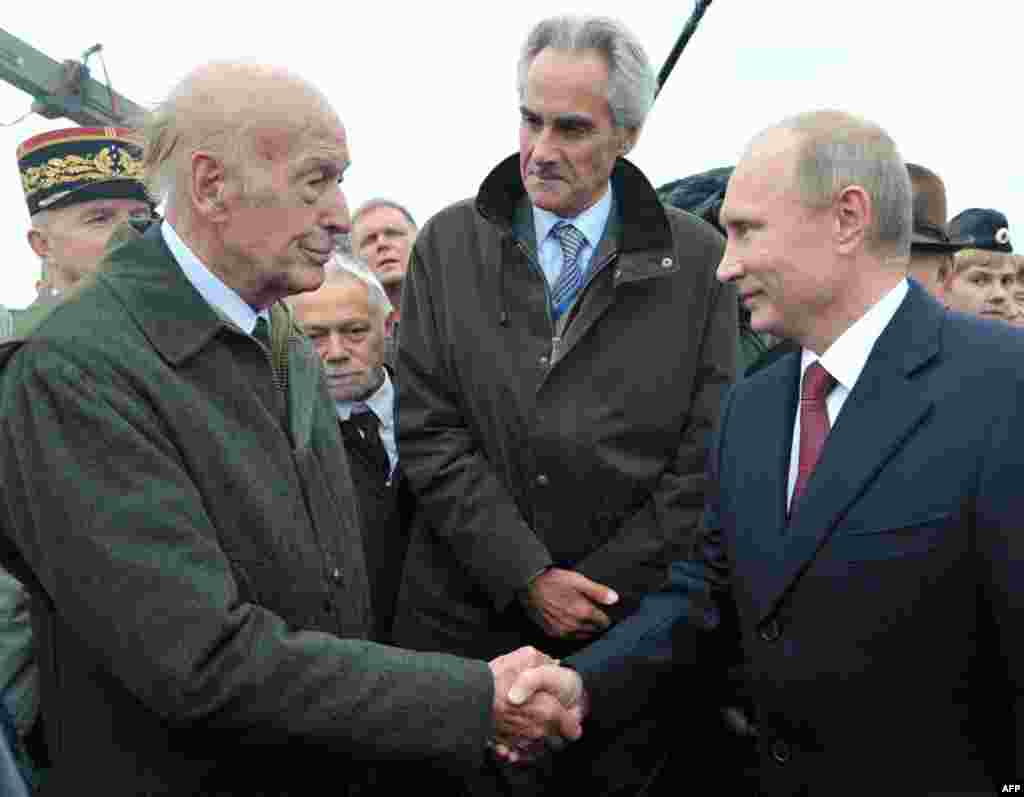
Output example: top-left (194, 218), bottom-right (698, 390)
top-left (492, 663), bottom-right (588, 763)
top-left (521, 567), bottom-right (618, 640)
top-left (489, 647), bottom-right (584, 763)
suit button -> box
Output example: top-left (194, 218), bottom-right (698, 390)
top-left (661, 257), bottom-right (673, 268)
top-left (771, 739), bottom-right (791, 764)
top-left (536, 474), bottom-right (550, 487)
top-left (760, 619), bottom-right (781, 642)
top-left (330, 567), bottom-right (343, 583)
top-left (539, 355), bottom-right (550, 367)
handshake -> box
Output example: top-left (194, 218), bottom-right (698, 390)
top-left (488, 646), bottom-right (588, 764)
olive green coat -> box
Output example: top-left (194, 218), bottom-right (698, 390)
top-left (0, 228), bottom-right (492, 796)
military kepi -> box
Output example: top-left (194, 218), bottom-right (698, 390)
top-left (948, 208), bottom-right (1013, 253)
top-left (17, 126), bottom-right (151, 216)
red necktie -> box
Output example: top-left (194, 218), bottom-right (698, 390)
top-left (790, 361), bottom-right (837, 515)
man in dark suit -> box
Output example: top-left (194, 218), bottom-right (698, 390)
top-left (289, 252), bottom-right (413, 641)
top-left (513, 109), bottom-right (1023, 794)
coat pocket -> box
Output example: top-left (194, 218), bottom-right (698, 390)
top-left (827, 512), bottom-right (952, 562)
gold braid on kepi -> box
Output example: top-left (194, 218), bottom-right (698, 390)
top-left (16, 126), bottom-right (153, 216)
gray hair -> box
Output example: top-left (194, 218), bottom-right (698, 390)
top-left (517, 16), bottom-right (656, 130)
top-left (324, 251), bottom-right (394, 317)
top-left (776, 110), bottom-right (913, 257)
top-left (352, 198), bottom-right (417, 231)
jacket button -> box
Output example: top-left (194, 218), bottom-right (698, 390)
top-left (330, 567), bottom-right (343, 583)
top-left (539, 355), bottom-right (549, 367)
top-left (771, 739), bottom-right (791, 765)
top-left (536, 474), bottom-right (550, 487)
top-left (661, 257), bottom-right (673, 268)
top-left (614, 268), bottom-right (622, 279)
top-left (760, 619), bottom-right (781, 642)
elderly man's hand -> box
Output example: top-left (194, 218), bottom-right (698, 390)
top-left (491, 659), bottom-right (589, 762)
top-left (489, 648), bottom-right (585, 764)
top-left (521, 567), bottom-right (618, 640)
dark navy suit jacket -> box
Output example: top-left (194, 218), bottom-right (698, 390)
top-left (570, 281), bottom-right (1022, 794)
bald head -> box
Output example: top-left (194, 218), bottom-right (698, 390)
top-left (142, 61), bottom-right (351, 310)
top-left (144, 62), bottom-right (345, 213)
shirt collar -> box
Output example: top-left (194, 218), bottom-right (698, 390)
top-left (801, 278), bottom-right (909, 390)
top-left (335, 368), bottom-right (393, 424)
top-left (532, 182), bottom-right (613, 250)
top-left (161, 220), bottom-right (268, 335)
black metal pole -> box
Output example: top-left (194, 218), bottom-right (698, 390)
top-left (655, 0), bottom-right (714, 98)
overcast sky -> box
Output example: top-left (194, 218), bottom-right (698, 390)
top-left (1, 1), bottom-right (1021, 307)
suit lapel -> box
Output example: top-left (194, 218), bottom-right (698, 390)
top-left (751, 283), bottom-right (943, 623)
top-left (730, 351), bottom-right (801, 546)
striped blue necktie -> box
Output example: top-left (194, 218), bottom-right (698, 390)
top-left (551, 222), bottom-right (586, 320)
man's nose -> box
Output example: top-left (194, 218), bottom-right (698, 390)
top-left (716, 248), bottom-right (742, 283)
top-left (531, 126), bottom-right (559, 164)
top-left (991, 282), bottom-right (1010, 302)
top-left (323, 332), bottom-right (350, 361)
top-left (321, 184), bottom-right (351, 238)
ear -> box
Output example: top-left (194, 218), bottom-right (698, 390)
top-left (27, 228), bottom-right (49, 260)
top-left (618, 126), bottom-right (641, 157)
top-left (833, 184), bottom-right (871, 255)
top-left (190, 151), bottom-right (230, 221)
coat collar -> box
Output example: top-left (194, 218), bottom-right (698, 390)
top-left (742, 280), bottom-right (943, 623)
top-left (475, 154), bottom-right (675, 260)
top-left (99, 225), bottom-right (253, 366)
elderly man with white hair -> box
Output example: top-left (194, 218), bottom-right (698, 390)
top-left (0, 61), bottom-right (583, 797)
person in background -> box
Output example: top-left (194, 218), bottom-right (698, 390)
top-left (1012, 253), bottom-right (1024, 326)
top-left (1, 128), bottom-right (154, 341)
top-left (288, 251), bottom-right (413, 642)
top-left (943, 208), bottom-right (1018, 323)
top-left (393, 14), bottom-right (736, 794)
top-left (904, 162), bottom-right (970, 297)
top-left (351, 199), bottom-right (416, 359)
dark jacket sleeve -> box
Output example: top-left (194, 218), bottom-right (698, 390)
top-left (397, 233), bottom-right (553, 612)
top-left (568, 384), bottom-right (742, 729)
top-left (0, 342), bottom-right (494, 767)
top-left (575, 233), bottom-right (738, 608)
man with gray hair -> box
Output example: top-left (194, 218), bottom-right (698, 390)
top-left (393, 14), bottom-right (736, 794)
top-left (288, 251), bottom-right (412, 642)
top-left (0, 61), bottom-right (584, 796)
top-left (518, 109), bottom-right (1022, 793)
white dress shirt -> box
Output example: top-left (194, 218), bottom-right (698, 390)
top-left (787, 279), bottom-right (909, 508)
top-left (532, 183), bottom-right (613, 288)
top-left (335, 369), bottom-right (398, 481)
top-left (161, 221), bottom-right (269, 334)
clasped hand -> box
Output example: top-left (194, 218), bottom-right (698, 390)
top-left (489, 646), bottom-right (587, 764)
top-left (521, 567), bottom-right (618, 640)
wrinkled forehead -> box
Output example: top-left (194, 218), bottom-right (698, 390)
top-left (246, 105), bottom-right (347, 165)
